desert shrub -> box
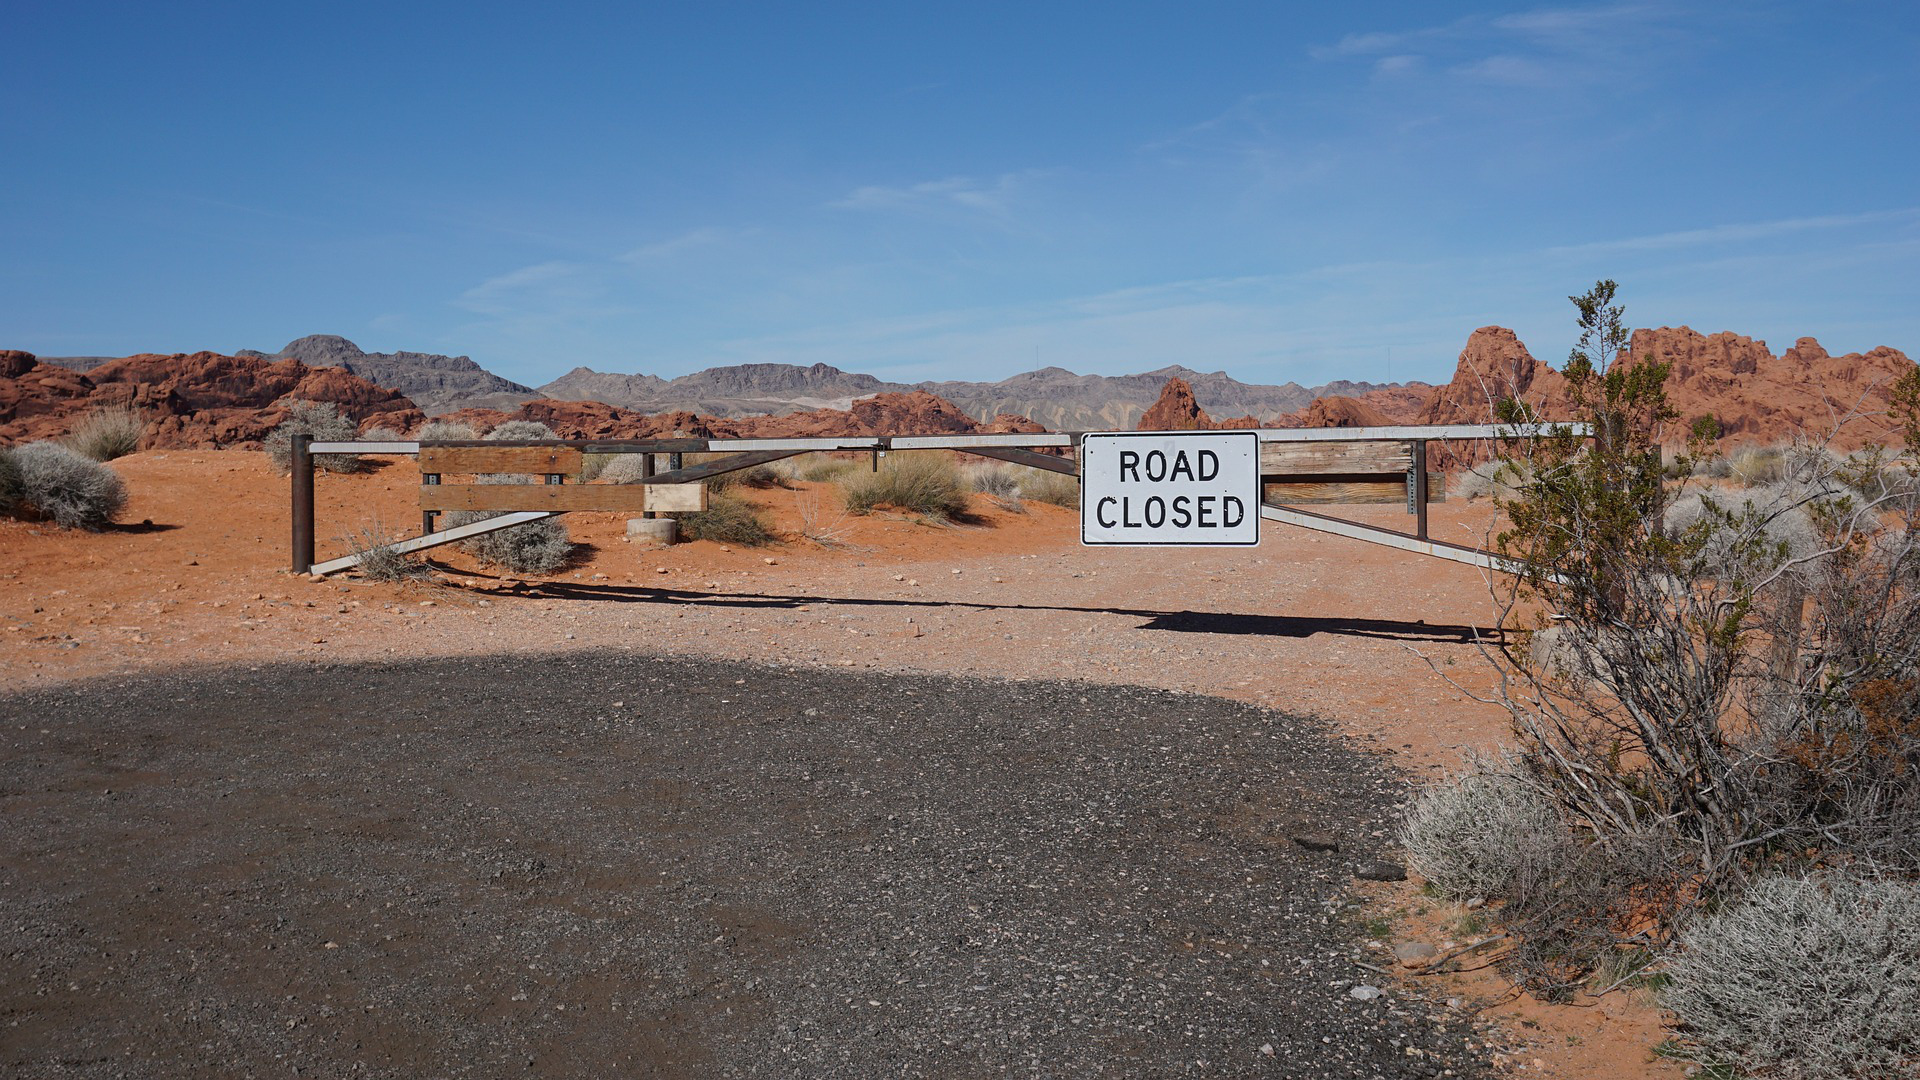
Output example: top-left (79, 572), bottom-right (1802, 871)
top-left (593, 453), bottom-right (649, 484)
top-left (578, 452), bottom-right (615, 482)
top-left (483, 419), bottom-right (558, 441)
top-left (358, 425), bottom-right (404, 443)
top-left (1451, 458), bottom-right (1529, 500)
top-left (1017, 466), bottom-right (1080, 509)
top-left (681, 451), bottom-right (783, 492)
top-left (1399, 761), bottom-right (1564, 901)
top-left (839, 452), bottom-right (972, 520)
top-left (677, 492), bottom-right (773, 545)
top-left (63, 406), bottom-right (145, 461)
top-left (444, 473), bottom-right (573, 573)
top-left (1474, 282), bottom-right (1920, 1003)
top-left (9, 441), bottom-right (127, 529)
top-left (1663, 871), bottom-right (1920, 1079)
top-left (794, 454), bottom-right (861, 483)
top-left (960, 461), bottom-right (1024, 499)
top-left (264, 401), bottom-right (362, 473)
top-left (1724, 444), bottom-right (1789, 486)
top-left (413, 420), bottom-right (479, 441)
top-left (344, 522), bottom-right (432, 583)
top-left (0, 449), bottom-right (21, 513)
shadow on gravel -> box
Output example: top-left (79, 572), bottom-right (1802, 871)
top-left (451, 578), bottom-right (1499, 645)
top-left (0, 652), bottom-right (1491, 1078)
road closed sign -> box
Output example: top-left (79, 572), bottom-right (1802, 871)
top-left (1080, 431), bottom-right (1261, 547)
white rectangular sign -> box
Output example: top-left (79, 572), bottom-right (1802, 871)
top-left (1080, 431), bottom-right (1261, 547)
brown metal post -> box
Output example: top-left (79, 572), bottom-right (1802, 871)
top-left (641, 452), bottom-right (656, 519)
top-left (422, 473), bottom-right (440, 535)
top-left (291, 433), bottom-right (315, 574)
top-left (1412, 440), bottom-right (1430, 540)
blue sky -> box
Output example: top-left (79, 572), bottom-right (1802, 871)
top-left (4, 1), bottom-right (1916, 389)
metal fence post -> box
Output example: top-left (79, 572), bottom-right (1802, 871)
top-left (291, 433), bottom-right (315, 574)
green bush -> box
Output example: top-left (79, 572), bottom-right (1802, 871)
top-left (63, 406), bottom-right (145, 461)
top-left (9, 441), bottom-right (128, 529)
top-left (264, 401), bottom-right (362, 473)
top-left (839, 452), bottom-right (971, 520)
top-left (1663, 872), bottom-right (1920, 1079)
top-left (0, 447), bottom-right (24, 514)
top-left (413, 420), bottom-right (479, 441)
top-left (677, 492), bottom-right (774, 545)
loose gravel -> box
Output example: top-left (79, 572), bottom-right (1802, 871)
top-left (2, 652), bottom-right (1488, 1077)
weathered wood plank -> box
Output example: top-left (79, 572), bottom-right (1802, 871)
top-left (418, 446), bottom-right (585, 475)
top-left (1262, 474), bottom-right (1446, 505)
top-left (1260, 440), bottom-right (1411, 475)
top-left (641, 483), bottom-right (708, 513)
top-left (420, 485), bottom-right (698, 512)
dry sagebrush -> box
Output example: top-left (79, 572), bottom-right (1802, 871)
top-left (8, 441), bottom-right (128, 529)
top-left (264, 401), bottom-right (363, 473)
top-left (1663, 871), bottom-right (1920, 1079)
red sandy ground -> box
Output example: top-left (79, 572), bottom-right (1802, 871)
top-left (0, 450), bottom-right (1687, 1078)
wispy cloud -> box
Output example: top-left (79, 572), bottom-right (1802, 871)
top-left (831, 173), bottom-right (1033, 220)
top-left (618, 226), bottom-right (752, 263)
top-left (1545, 208), bottom-right (1920, 256)
top-left (1311, 3), bottom-right (1676, 84)
top-left (455, 260), bottom-right (590, 316)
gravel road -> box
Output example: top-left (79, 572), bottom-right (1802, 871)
top-left (2, 652), bottom-right (1488, 1077)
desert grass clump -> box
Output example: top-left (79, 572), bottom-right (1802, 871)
top-left (1016, 466), bottom-right (1080, 509)
top-left (960, 461), bottom-right (1024, 499)
top-left (840, 452), bottom-right (971, 520)
top-left (1398, 761), bottom-right (1565, 901)
top-left (343, 522), bottom-right (433, 583)
top-left (677, 492), bottom-right (774, 546)
top-left (793, 454), bottom-right (861, 484)
top-left (9, 441), bottom-right (127, 529)
top-left (264, 401), bottom-right (362, 473)
top-left (483, 419), bottom-right (558, 441)
top-left (63, 406), bottom-right (146, 461)
top-left (1663, 871), bottom-right (1920, 1080)
top-left (413, 419), bottom-right (479, 441)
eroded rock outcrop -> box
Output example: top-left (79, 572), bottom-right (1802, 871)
top-left (0, 350), bottom-right (423, 449)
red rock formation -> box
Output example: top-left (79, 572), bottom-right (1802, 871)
top-left (1298, 395), bottom-right (1396, 429)
top-left (433, 391), bottom-right (1014, 442)
top-left (1419, 327), bottom-right (1571, 427)
top-left (0, 350), bottom-right (424, 449)
top-left (1627, 328), bottom-right (1913, 447)
top-left (1274, 325), bottom-right (1916, 453)
top-left (1136, 377), bottom-right (1212, 430)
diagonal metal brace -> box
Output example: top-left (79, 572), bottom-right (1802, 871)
top-left (640, 449), bottom-right (806, 485)
top-left (965, 447), bottom-right (1079, 476)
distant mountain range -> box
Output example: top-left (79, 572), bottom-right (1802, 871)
top-left (537, 361), bottom-right (1422, 429)
top-left (41, 339), bottom-right (1421, 427)
top-left (42, 334), bottom-right (540, 415)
